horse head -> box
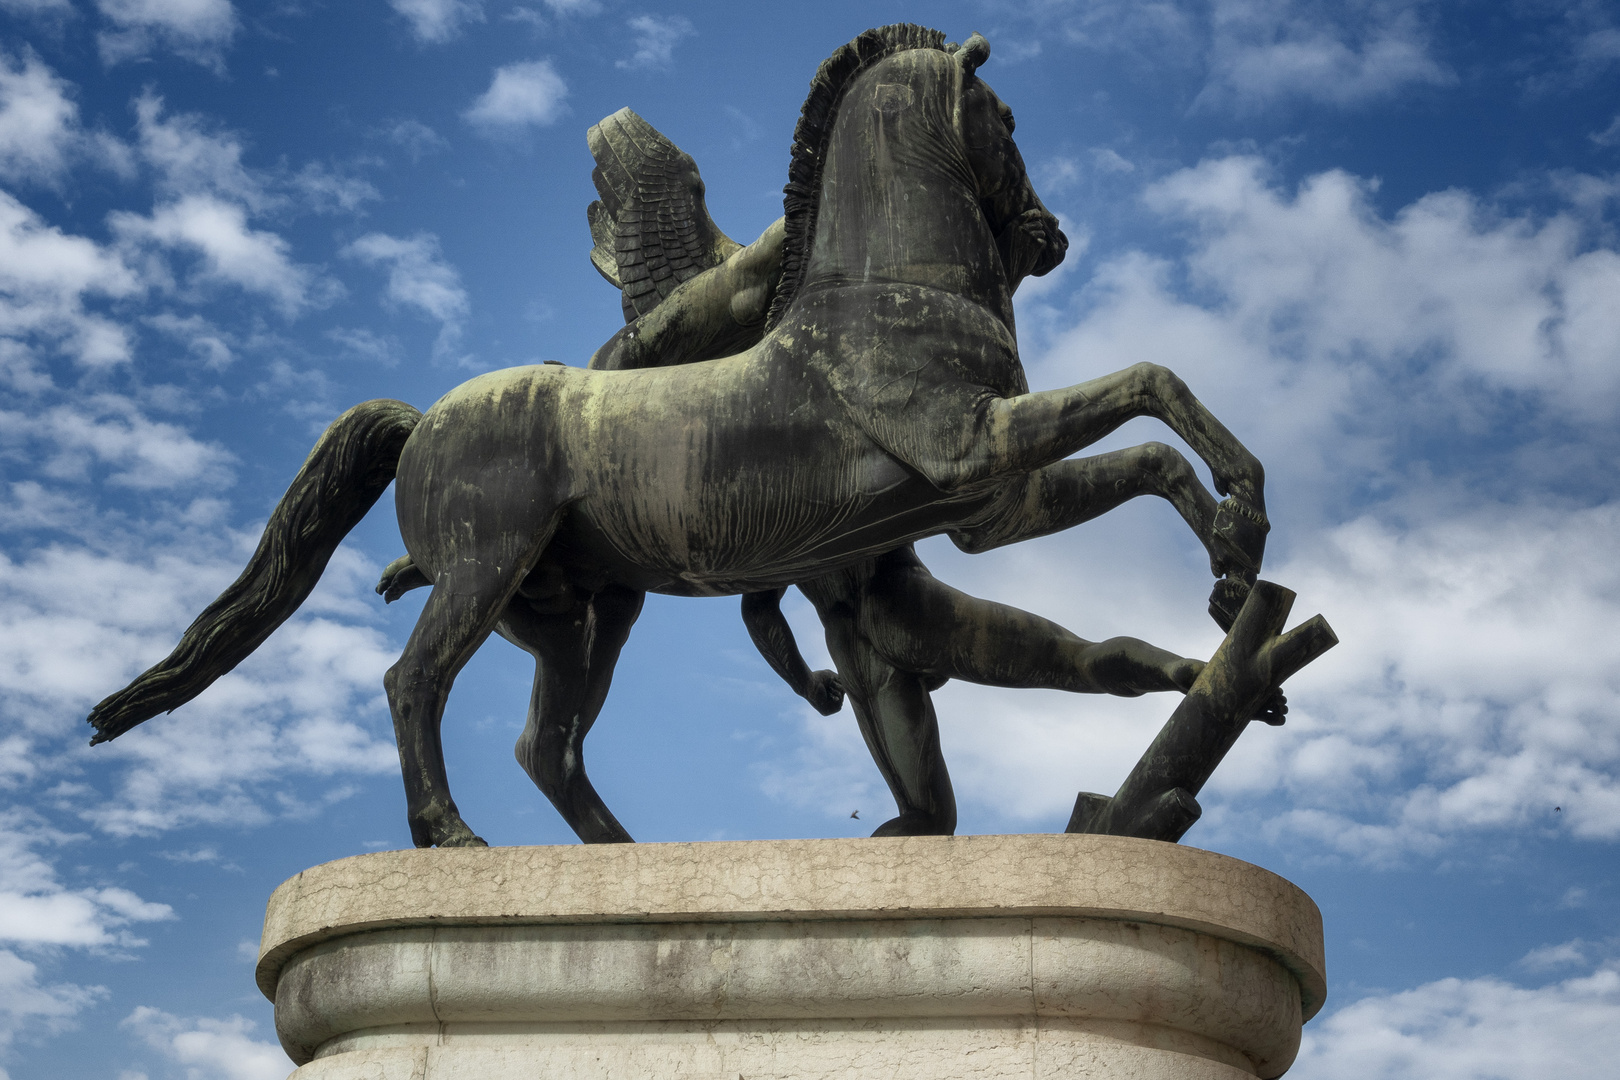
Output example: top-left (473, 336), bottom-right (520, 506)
top-left (768, 25), bottom-right (1069, 331)
top-left (954, 33), bottom-right (1069, 284)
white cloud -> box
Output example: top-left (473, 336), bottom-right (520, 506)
top-left (0, 192), bottom-right (137, 303)
top-left (0, 189), bottom-right (140, 367)
top-left (1519, 939), bottom-right (1596, 972)
top-left (325, 326), bottom-right (398, 365)
top-left (1198, 0), bottom-right (1453, 110)
top-left (1218, 503), bottom-right (1620, 858)
top-left (288, 163), bottom-right (378, 215)
top-left (0, 819), bottom-right (161, 1074)
top-left (1291, 958), bottom-right (1620, 1079)
top-left (506, 0), bottom-right (603, 28)
top-left (1018, 1), bottom-right (1449, 111)
top-left (110, 195), bottom-right (318, 315)
top-left (121, 1008), bottom-right (292, 1080)
top-left (0, 948), bottom-right (102, 1070)
top-left (0, 527), bottom-right (399, 835)
top-left (463, 59), bottom-right (568, 133)
top-left (0, 49), bottom-right (79, 185)
top-left (145, 312), bottom-right (232, 369)
top-left (377, 118), bottom-right (447, 161)
top-left (388, 0), bottom-right (483, 44)
top-left (341, 232), bottom-right (465, 323)
top-left (616, 14), bottom-right (694, 70)
top-left (1592, 113), bottom-right (1620, 146)
top-left (132, 93), bottom-right (267, 211)
top-left (0, 393), bottom-right (236, 489)
top-left (341, 231), bottom-right (468, 362)
top-left (755, 703), bottom-right (887, 820)
top-left (1093, 156), bottom-right (1620, 458)
top-left (0, 820), bottom-right (173, 948)
top-left (97, 0), bottom-right (238, 72)
top-left (1044, 0), bottom-right (1202, 61)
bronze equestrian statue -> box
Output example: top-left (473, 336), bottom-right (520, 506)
top-left (580, 106), bottom-right (1281, 838)
top-left (88, 26), bottom-right (1316, 850)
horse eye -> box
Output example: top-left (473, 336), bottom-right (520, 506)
top-left (1001, 109), bottom-right (1016, 134)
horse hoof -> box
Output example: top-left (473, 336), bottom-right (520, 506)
top-left (871, 813), bottom-right (954, 837)
top-left (439, 833), bottom-right (489, 848)
top-left (1211, 497), bottom-right (1269, 577)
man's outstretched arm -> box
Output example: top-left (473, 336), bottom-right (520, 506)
top-left (740, 588), bottom-right (844, 716)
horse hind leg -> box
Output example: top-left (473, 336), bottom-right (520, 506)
top-left (387, 520), bottom-right (560, 848)
top-left (503, 586), bottom-right (644, 843)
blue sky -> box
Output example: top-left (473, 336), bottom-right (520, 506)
top-left (0, 1), bottom-right (1617, 1077)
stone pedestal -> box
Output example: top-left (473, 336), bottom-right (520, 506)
top-left (257, 835), bottom-right (1324, 1079)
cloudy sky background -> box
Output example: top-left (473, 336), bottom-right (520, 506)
top-left (0, 1), bottom-right (1617, 1077)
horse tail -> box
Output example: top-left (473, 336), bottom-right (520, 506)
top-left (87, 399), bottom-right (422, 745)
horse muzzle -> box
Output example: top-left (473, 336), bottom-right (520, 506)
top-left (1032, 217), bottom-right (1068, 277)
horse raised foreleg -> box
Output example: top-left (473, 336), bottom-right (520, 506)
top-left (951, 443), bottom-right (1224, 566)
top-left (502, 587), bottom-right (643, 844)
top-left (992, 363), bottom-right (1262, 503)
top-left (930, 363), bottom-right (1267, 575)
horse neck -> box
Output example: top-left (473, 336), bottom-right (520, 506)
top-left (800, 65), bottom-right (1014, 325)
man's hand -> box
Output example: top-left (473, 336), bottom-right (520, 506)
top-left (804, 669), bottom-right (845, 715)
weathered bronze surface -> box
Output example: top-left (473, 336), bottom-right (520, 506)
top-left (87, 25), bottom-right (1334, 848)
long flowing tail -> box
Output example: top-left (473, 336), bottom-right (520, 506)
top-left (87, 399), bottom-right (422, 745)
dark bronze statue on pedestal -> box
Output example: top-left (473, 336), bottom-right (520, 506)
top-left (87, 25), bottom-right (1334, 850)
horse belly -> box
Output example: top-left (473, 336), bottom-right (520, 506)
top-left (565, 437), bottom-right (888, 592)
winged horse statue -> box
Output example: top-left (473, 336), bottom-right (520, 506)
top-left (90, 26), bottom-right (1324, 849)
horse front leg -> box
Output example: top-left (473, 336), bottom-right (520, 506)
top-left (952, 444), bottom-right (1227, 570)
top-left (953, 363), bottom-right (1268, 575)
top-left (953, 444), bottom-right (1264, 627)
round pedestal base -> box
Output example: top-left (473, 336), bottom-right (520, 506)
top-left (257, 835), bottom-right (1325, 1080)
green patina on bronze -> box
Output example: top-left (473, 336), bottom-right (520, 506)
top-left (87, 25), bottom-right (1334, 849)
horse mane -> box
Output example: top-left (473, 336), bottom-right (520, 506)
top-left (764, 23), bottom-right (952, 331)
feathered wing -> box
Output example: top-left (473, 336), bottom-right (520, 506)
top-left (587, 108), bottom-right (742, 322)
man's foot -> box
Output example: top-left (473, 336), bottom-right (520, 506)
top-left (1253, 688), bottom-right (1288, 726)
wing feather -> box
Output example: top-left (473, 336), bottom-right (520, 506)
top-left (586, 107), bottom-right (742, 322)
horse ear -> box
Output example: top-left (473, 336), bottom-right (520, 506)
top-left (955, 32), bottom-right (990, 76)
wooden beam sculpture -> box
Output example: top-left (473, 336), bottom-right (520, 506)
top-left (1068, 581), bottom-right (1338, 842)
